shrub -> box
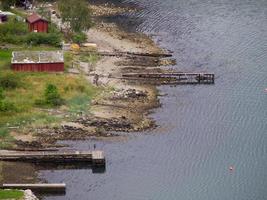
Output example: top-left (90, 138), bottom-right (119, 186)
top-left (26, 32), bottom-right (62, 47)
top-left (0, 88), bottom-right (16, 112)
top-left (0, 72), bottom-right (21, 89)
top-left (71, 32), bottom-right (87, 45)
top-left (44, 84), bottom-right (64, 106)
top-left (0, 100), bottom-right (16, 112)
top-left (0, 18), bottom-right (28, 35)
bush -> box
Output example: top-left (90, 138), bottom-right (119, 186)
top-left (26, 32), bottom-right (62, 47)
top-left (0, 18), bottom-right (28, 35)
top-left (44, 84), bottom-right (64, 106)
top-left (0, 72), bottom-right (22, 89)
top-left (0, 100), bottom-right (16, 112)
top-left (71, 32), bottom-right (87, 45)
top-left (0, 18), bottom-right (62, 47)
top-left (0, 87), bottom-right (16, 112)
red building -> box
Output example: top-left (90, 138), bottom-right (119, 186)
top-left (12, 51), bottom-right (64, 72)
top-left (26, 13), bottom-right (49, 33)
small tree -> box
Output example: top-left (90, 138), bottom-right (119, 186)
top-left (58, 0), bottom-right (92, 33)
top-left (44, 84), bottom-right (64, 106)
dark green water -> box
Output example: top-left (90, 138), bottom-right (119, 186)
top-left (42, 0), bottom-right (267, 199)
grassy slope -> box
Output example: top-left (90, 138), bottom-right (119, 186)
top-left (0, 189), bottom-right (24, 200)
top-left (0, 49), bottom-right (100, 148)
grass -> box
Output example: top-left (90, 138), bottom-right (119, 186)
top-left (0, 189), bottom-right (24, 200)
top-left (0, 50), bottom-right (12, 70)
top-left (0, 73), bottom-right (99, 127)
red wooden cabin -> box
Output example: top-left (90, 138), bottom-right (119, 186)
top-left (26, 13), bottom-right (48, 33)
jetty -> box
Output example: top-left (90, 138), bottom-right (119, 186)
top-left (1, 183), bottom-right (66, 193)
top-left (0, 150), bottom-right (105, 167)
top-left (121, 72), bottom-right (215, 84)
top-left (81, 50), bottom-right (173, 58)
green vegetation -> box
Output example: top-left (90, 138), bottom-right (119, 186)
top-left (71, 32), bottom-right (87, 45)
top-left (0, 189), bottom-right (24, 200)
top-left (35, 84), bottom-right (65, 107)
top-left (58, 0), bottom-right (92, 38)
top-left (0, 50), bottom-right (11, 70)
top-left (0, 17), bottom-right (62, 47)
top-left (0, 72), bottom-right (99, 128)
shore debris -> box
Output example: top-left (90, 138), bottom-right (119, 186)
top-left (110, 89), bottom-right (148, 100)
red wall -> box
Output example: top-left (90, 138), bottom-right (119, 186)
top-left (12, 63), bottom-right (64, 72)
top-left (29, 20), bottom-right (48, 33)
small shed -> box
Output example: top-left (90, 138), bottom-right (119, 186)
top-left (11, 51), bottom-right (64, 72)
top-left (26, 13), bottom-right (48, 33)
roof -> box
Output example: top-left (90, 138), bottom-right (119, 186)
top-left (0, 11), bottom-right (15, 16)
top-left (26, 13), bottom-right (48, 24)
top-left (12, 51), bottom-right (64, 64)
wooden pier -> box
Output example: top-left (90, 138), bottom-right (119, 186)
top-left (121, 72), bottom-right (215, 84)
top-left (82, 50), bottom-right (173, 58)
top-left (0, 150), bottom-right (105, 167)
top-left (1, 183), bottom-right (66, 193)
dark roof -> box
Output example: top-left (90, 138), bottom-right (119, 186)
top-left (26, 13), bottom-right (48, 23)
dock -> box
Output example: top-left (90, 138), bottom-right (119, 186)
top-left (82, 50), bottom-right (173, 58)
top-left (0, 150), bottom-right (105, 167)
top-left (121, 72), bottom-right (215, 84)
top-left (1, 183), bottom-right (66, 193)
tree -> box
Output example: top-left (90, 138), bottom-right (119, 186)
top-left (58, 0), bottom-right (92, 33)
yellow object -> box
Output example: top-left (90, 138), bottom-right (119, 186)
top-left (71, 44), bottom-right (80, 51)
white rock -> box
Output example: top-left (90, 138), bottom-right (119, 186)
top-left (24, 189), bottom-right (39, 200)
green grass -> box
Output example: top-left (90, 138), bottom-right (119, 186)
top-left (0, 50), bottom-right (12, 70)
top-left (0, 189), bottom-right (24, 200)
top-left (0, 73), bottom-right (99, 126)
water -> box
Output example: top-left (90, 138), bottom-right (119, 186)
top-left (42, 0), bottom-right (267, 199)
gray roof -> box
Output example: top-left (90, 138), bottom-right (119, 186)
top-left (12, 51), bottom-right (64, 64)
